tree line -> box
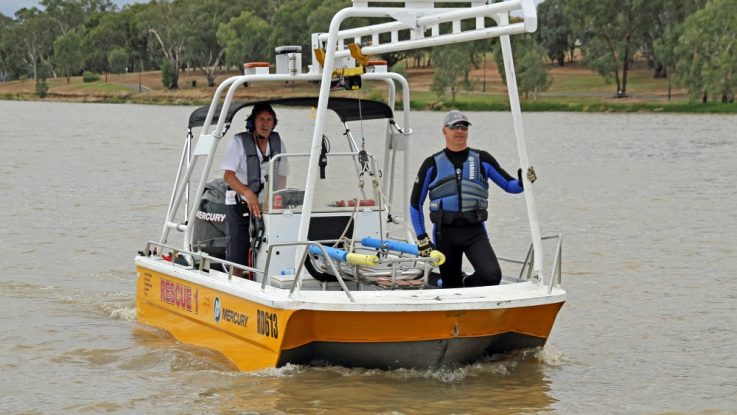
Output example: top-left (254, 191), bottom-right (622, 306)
top-left (0, 0), bottom-right (735, 103)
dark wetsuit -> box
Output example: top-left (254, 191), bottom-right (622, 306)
top-left (410, 148), bottom-right (523, 287)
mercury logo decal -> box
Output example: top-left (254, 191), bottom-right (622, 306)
top-left (213, 297), bottom-right (221, 323)
top-left (222, 307), bottom-right (248, 327)
top-left (196, 211), bottom-right (226, 222)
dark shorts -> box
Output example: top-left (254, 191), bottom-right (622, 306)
top-left (225, 202), bottom-right (250, 266)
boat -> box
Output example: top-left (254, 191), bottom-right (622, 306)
top-left (135, 0), bottom-right (565, 371)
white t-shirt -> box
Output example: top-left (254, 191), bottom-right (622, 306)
top-left (221, 133), bottom-right (290, 201)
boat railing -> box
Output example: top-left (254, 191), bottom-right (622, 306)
top-left (140, 239), bottom-right (441, 303)
top-left (140, 241), bottom-right (263, 280)
top-left (261, 241), bottom-right (356, 302)
top-left (499, 234), bottom-right (562, 294)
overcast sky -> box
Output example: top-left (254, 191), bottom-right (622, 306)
top-left (1, 0), bottom-right (143, 17)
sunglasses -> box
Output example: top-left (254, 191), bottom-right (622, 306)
top-left (447, 124), bottom-right (469, 131)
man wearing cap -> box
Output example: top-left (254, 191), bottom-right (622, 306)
top-left (409, 110), bottom-right (536, 288)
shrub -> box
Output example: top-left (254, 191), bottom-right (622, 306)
top-left (82, 71), bottom-right (100, 83)
top-left (161, 61), bottom-right (172, 89)
top-left (35, 79), bottom-right (49, 98)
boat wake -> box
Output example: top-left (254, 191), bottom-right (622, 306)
top-left (99, 302), bottom-right (136, 321)
top-left (246, 347), bottom-right (567, 383)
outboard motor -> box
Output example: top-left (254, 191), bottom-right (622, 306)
top-left (191, 179), bottom-right (228, 258)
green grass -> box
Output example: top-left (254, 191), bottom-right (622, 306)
top-left (399, 92), bottom-right (737, 113)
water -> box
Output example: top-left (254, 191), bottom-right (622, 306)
top-left (1, 101), bottom-right (736, 414)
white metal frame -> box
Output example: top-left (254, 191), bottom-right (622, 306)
top-left (305, 0), bottom-right (544, 279)
top-left (158, 0), bottom-right (547, 285)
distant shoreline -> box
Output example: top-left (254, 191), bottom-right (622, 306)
top-left (2, 65), bottom-right (735, 114)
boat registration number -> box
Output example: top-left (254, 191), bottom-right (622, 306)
top-left (257, 309), bottom-right (279, 339)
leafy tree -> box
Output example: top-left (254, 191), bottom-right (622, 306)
top-left (217, 11), bottom-right (271, 69)
top-left (270, 0), bottom-right (375, 69)
top-left (108, 47), bottom-right (128, 75)
top-left (138, 0), bottom-right (187, 89)
top-left (431, 44), bottom-right (473, 102)
top-left (494, 35), bottom-right (551, 100)
top-left (83, 10), bottom-right (128, 72)
top-left (41, 0), bottom-right (116, 35)
top-left (641, 0), bottom-right (707, 79)
top-left (84, 5), bottom-right (152, 73)
top-left (182, 0), bottom-right (252, 86)
top-left (535, 0), bottom-right (576, 66)
top-left (54, 30), bottom-right (84, 82)
top-left (0, 13), bottom-right (25, 80)
top-left (10, 8), bottom-right (58, 81)
top-left (567, 0), bottom-right (653, 97)
top-left (675, 0), bottom-right (737, 103)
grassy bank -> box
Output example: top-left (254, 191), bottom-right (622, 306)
top-left (1, 61), bottom-right (734, 113)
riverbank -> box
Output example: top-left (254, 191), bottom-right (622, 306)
top-left (2, 61), bottom-right (735, 113)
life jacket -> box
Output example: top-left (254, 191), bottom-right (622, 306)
top-left (235, 131), bottom-right (283, 194)
top-left (428, 150), bottom-right (489, 224)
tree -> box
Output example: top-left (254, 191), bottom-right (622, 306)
top-left (0, 13), bottom-right (25, 81)
top-left (431, 44), bottom-right (473, 102)
top-left (640, 0), bottom-right (707, 79)
top-left (535, 0), bottom-right (576, 66)
top-left (54, 30), bottom-right (84, 82)
top-left (10, 8), bottom-right (58, 81)
top-left (108, 47), bottom-right (128, 75)
top-left (138, 0), bottom-right (187, 89)
top-left (217, 11), bottom-right (271, 69)
top-left (83, 5), bottom-right (151, 74)
top-left (182, 0), bottom-right (251, 87)
top-left (494, 35), bottom-right (551, 100)
top-left (675, 0), bottom-right (737, 103)
top-left (567, 0), bottom-right (652, 98)
top-left (41, 0), bottom-right (116, 35)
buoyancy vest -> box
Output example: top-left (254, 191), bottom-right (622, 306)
top-left (236, 131), bottom-right (283, 194)
top-left (428, 150), bottom-right (489, 224)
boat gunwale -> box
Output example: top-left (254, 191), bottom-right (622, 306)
top-left (136, 255), bottom-right (566, 312)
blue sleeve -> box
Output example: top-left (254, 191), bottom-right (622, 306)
top-left (409, 160), bottom-right (434, 237)
top-left (482, 154), bottom-right (523, 194)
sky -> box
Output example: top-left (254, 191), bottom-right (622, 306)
top-left (1, 0), bottom-right (143, 17)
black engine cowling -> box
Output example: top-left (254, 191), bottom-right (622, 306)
top-left (191, 179), bottom-right (228, 258)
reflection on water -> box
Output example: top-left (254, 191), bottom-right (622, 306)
top-left (1, 101), bottom-right (736, 414)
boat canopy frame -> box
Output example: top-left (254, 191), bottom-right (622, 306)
top-left (160, 0), bottom-right (551, 286)
top-left (187, 97), bottom-right (395, 130)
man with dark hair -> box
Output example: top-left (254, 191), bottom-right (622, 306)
top-left (409, 110), bottom-right (536, 288)
top-left (221, 103), bottom-right (289, 276)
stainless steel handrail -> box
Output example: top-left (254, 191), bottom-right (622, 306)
top-left (499, 234), bottom-right (562, 291)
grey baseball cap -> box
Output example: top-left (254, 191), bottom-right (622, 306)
top-left (443, 110), bottom-right (471, 127)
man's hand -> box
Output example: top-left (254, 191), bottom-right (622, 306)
top-left (242, 191), bottom-right (261, 218)
top-left (416, 234), bottom-right (434, 257)
top-left (518, 166), bottom-right (537, 185)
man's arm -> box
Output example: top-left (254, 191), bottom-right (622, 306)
top-left (480, 151), bottom-right (523, 194)
top-left (224, 170), bottom-right (262, 217)
top-left (409, 157), bottom-right (435, 238)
